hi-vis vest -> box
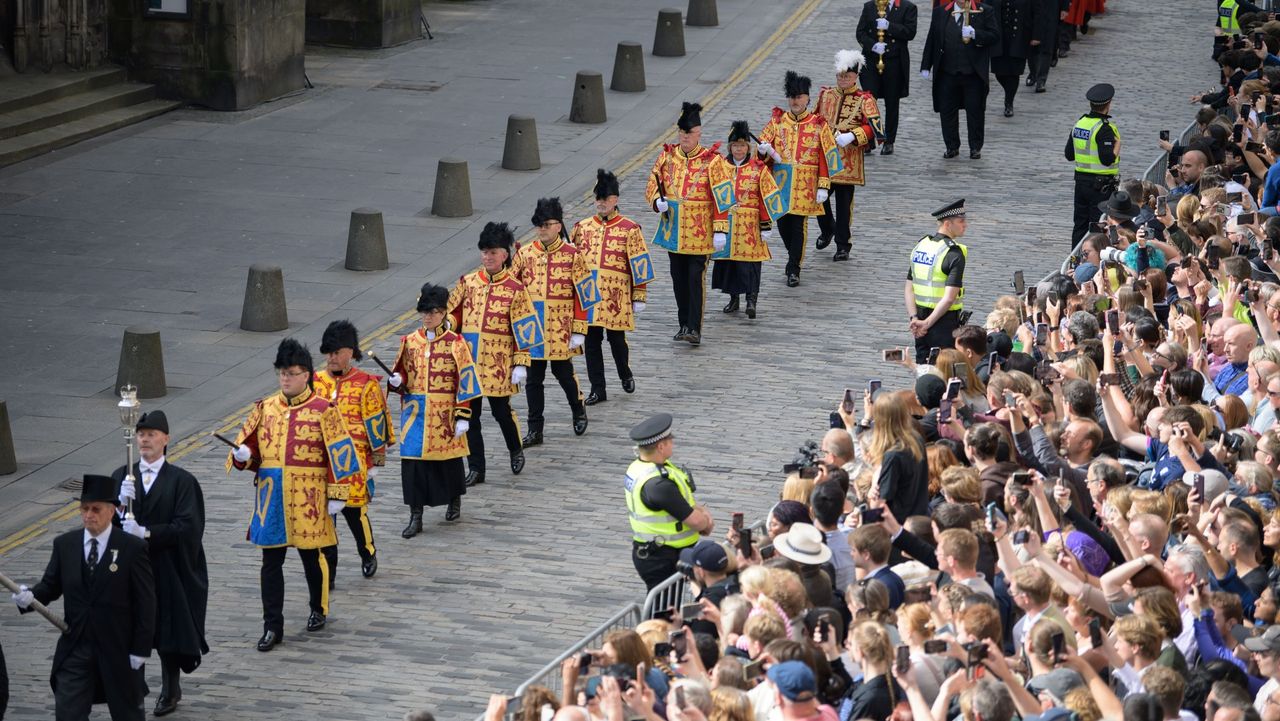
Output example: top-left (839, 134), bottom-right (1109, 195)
top-left (1071, 116), bottom-right (1120, 175)
top-left (911, 236), bottom-right (967, 311)
top-left (624, 458), bottom-right (698, 547)
top-left (1218, 0), bottom-right (1240, 34)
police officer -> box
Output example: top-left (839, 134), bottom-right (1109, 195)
top-left (625, 413), bottom-right (715, 590)
top-left (1066, 83), bottom-right (1120, 244)
top-left (906, 199), bottom-right (969, 363)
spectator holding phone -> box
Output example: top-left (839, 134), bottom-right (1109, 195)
top-left (864, 401), bottom-right (930, 522)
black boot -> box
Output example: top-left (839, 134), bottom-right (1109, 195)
top-left (154, 659), bottom-right (181, 716)
top-left (522, 425), bottom-right (544, 447)
top-left (445, 497), bottom-right (461, 522)
top-left (401, 507), bottom-right (423, 538)
top-left (572, 406), bottom-right (588, 436)
top-left (745, 294), bottom-right (758, 319)
top-left (723, 295), bottom-right (739, 313)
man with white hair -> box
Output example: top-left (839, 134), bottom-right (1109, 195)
top-left (1206, 316), bottom-right (1244, 378)
top-left (815, 50), bottom-right (880, 261)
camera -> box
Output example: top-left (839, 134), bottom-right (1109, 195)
top-left (1099, 246), bottom-right (1125, 264)
top-left (783, 440), bottom-right (822, 473)
top-left (963, 641), bottom-right (989, 665)
top-left (675, 560), bottom-right (695, 578)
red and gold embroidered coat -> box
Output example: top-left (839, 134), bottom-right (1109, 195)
top-left (721, 157), bottom-right (779, 263)
top-left (644, 144), bottom-right (732, 255)
top-left (570, 212), bottom-right (653, 332)
top-left (312, 367), bottom-right (393, 507)
top-left (513, 238), bottom-right (590, 361)
top-left (816, 85), bottom-right (880, 186)
top-left (447, 267), bottom-right (543, 398)
top-left (392, 325), bottom-right (479, 461)
top-left (758, 108), bottom-right (839, 216)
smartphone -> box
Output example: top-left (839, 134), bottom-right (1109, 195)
top-left (965, 642), bottom-right (989, 667)
top-left (732, 512), bottom-right (744, 531)
top-left (1098, 372), bottom-right (1121, 387)
top-left (1194, 473), bottom-right (1206, 500)
top-left (1051, 631), bottom-right (1066, 661)
top-left (1013, 270), bottom-right (1026, 295)
top-left (681, 602), bottom-right (704, 621)
top-left (1241, 282), bottom-right (1252, 305)
top-left (675, 686), bottom-right (687, 710)
top-left (1160, 129), bottom-right (1171, 141)
top-left (579, 651), bottom-right (594, 672)
top-left (1003, 390), bottom-right (1016, 409)
top-left (1014, 529), bottom-right (1031, 544)
top-left (985, 503), bottom-right (997, 531)
top-left (506, 696), bottom-right (525, 716)
top-left (1239, 212), bottom-right (1257, 225)
top-left (1248, 141), bottom-right (1265, 154)
top-left (882, 348), bottom-right (904, 362)
top-left (989, 351), bottom-right (1002, 373)
top-left (953, 361), bottom-right (969, 380)
top-left (1228, 192), bottom-right (1244, 204)
top-left (842, 388), bottom-right (857, 414)
top-left (737, 527), bottom-right (753, 556)
top-left (895, 645), bottom-right (911, 675)
top-left (946, 378), bottom-right (963, 401)
top-left (1035, 323), bottom-right (1049, 346)
top-left (867, 380), bottom-right (882, 396)
top-left (1156, 195), bottom-right (1169, 215)
top-left (924, 639), bottom-right (948, 654)
top-left (670, 630), bottom-right (688, 659)
top-left (1026, 285), bottom-right (1037, 306)
top-left (1242, 105), bottom-right (1254, 121)
top-left (1233, 124), bottom-right (1245, 143)
top-left (1104, 309), bottom-right (1119, 335)
top-left (861, 507), bottom-right (885, 524)
top-left (1207, 243), bottom-right (1221, 270)
top-left (818, 618), bottom-right (832, 644)
top-left (1105, 225), bottom-right (1119, 243)
top-left (1011, 472), bottom-right (1031, 485)
top-left (1088, 617), bottom-right (1103, 648)
top-left (743, 658), bottom-right (765, 680)
top-left (654, 641), bottom-right (673, 658)
top-left (928, 346), bottom-right (942, 365)
top-left (938, 398), bottom-right (953, 423)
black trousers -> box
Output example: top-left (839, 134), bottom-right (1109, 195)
top-left (1027, 44), bottom-right (1053, 85)
top-left (913, 308), bottom-right (962, 363)
top-left (1072, 173), bottom-right (1116, 244)
top-left (995, 73), bottom-right (1020, 107)
top-left (261, 545), bottom-right (329, 633)
top-left (321, 505), bottom-right (376, 575)
top-left (526, 359), bottom-right (582, 429)
top-left (882, 96), bottom-right (902, 144)
top-left (937, 72), bottom-right (988, 153)
top-left (632, 543), bottom-right (681, 590)
top-left (817, 184), bottom-right (857, 252)
top-left (777, 214), bottom-right (808, 277)
top-left (467, 395), bottom-right (522, 473)
top-left (585, 326), bottom-right (631, 396)
top-left (54, 641), bottom-right (145, 721)
top-left (668, 252), bottom-right (709, 333)
top-left (0, 639), bottom-right (7, 721)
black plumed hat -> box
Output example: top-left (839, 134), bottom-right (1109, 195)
top-left (477, 221), bottom-right (515, 252)
top-left (530, 197), bottom-right (564, 227)
top-left (416, 283), bottom-right (450, 313)
top-left (594, 169), bottom-right (620, 199)
top-left (319, 319), bottom-right (363, 360)
top-left (784, 70), bottom-right (812, 98)
top-left (728, 120), bottom-right (752, 143)
top-left (273, 338), bottom-right (313, 374)
top-left (677, 102), bottom-right (703, 132)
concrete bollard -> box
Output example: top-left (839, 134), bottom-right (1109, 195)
top-left (240, 265), bottom-right (289, 332)
top-left (686, 0), bottom-right (718, 26)
top-left (431, 158), bottom-right (473, 218)
top-left (345, 208), bottom-right (389, 271)
top-left (653, 8), bottom-right (686, 57)
top-left (501, 115), bottom-right (542, 171)
top-left (0, 401), bottom-right (16, 475)
top-left (611, 41), bottom-right (646, 92)
top-left (115, 326), bottom-right (167, 399)
top-left (570, 71), bottom-right (607, 124)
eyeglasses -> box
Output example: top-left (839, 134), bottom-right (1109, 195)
top-left (277, 370), bottom-right (308, 378)
top-left (538, 220), bottom-right (562, 229)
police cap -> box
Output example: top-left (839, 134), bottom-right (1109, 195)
top-left (1086, 83), bottom-right (1114, 104)
top-left (931, 198), bottom-right (966, 220)
top-left (630, 413), bottom-right (673, 446)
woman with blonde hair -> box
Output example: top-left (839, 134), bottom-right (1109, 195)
top-left (896, 602), bottom-right (948, 703)
top-left (940, 466), bottom-right (982, 505)
top-left (864, 398), bottom-right (930, 520)
top-left (709, 687), bottom-right (753, 721)
top-left (837, 621), bottom-right (904, 721)
top-left (781, 472), bottom-right (816, 505)
top-left (936, 348), bottom-right (987, 406)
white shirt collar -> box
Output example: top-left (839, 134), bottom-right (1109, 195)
top-left (83, 525), bottom-right (112, 559)
top-left (140, 457), bottom-right (165, 474)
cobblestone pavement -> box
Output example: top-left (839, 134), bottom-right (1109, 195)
top-left (0, 0), bottom-right (1211, 717)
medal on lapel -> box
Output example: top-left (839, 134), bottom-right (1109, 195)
top-left (109, 549), bottom-right (119, 573)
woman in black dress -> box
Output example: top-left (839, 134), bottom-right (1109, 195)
top-left (838, 621), bottom-right (905, 721)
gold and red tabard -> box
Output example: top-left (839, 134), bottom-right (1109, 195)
top-left (644, 143), bottom-right (732, 255)
top-left (716, 157), bottom-right (780, 263)
top-left (815, 85), bottom-right (880, 186)
top-left (313, 367), bottom-right (394, 506)
top-left (570, 212), bottom-right (653, 332)
top-left (391, 324), bottom-right (478, 461)
top-left (228, 389), bottom-right (366, 549)
top-left (513, 237), bottom-right (590, 361)
top-left (447, 267), bottom-right (543, 398)
top-left (758, 108), bottom-right (840, 216)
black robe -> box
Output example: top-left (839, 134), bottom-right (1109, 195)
top-left (112, 461), bottom-right (209, 671)
top-left (920, 0), bottom-right (1001, 111)
top-left (991, 0), bottom-right (1032, 75)
top-left (26, 528), bottom-right (156, 706)
top-left (856, 0), bottom-right (920, 99)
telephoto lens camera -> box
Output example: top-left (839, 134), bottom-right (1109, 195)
top-left (1099, 246), bottom-right (1126, 264)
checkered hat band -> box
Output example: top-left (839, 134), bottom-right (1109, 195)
top-left (638, 430), bottom-right (672, 445)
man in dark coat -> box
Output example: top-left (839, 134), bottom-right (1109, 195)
top-left (1025, 0), bottom-right (1060, 92)
top-left (920, 0), bottom-right (1001, 159)
top-left (856, 0), bottom-right (919, 155)
top-left (112, 410), bottom-right (208, 717)
top-left (991, 0), bottom-right (1032, 116)
top-left (11, 474), bottom-right (156, 721)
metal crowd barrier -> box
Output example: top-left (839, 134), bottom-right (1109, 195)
top-left (642, 571), bottom-right (691, 620)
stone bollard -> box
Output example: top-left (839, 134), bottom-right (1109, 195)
top-left (653, 8), bottom-right (686, 57)
top-left (431, 158), bottom-right (473, 218)
top-left (570, 71), bottom-right (607, 124)
top-left (611, 41), bottom-right (646, 92)
top-left (501, 115), bottom-right (541, 171)
top-left (345, 208), bottom-right (389, 271)
top-left (115, 326), bottom-right (167, 399)
top-left (686, 0), bottom-right (718, 26)
top-left (0, 401), bottom-right (15, 475)
top-left (240, 265), bottom-right (289, 332)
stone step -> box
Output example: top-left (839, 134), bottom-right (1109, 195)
top-left (0, 99), bottom-right (181, 168)
top-left (0, 66), bottom-right (126, 115)
top-left (0, 82), bottom-right (159, 141)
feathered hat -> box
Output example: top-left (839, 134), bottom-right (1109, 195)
top-left (677, 102), bottom-right (703, 132)
top-left (834, 49), bottom-right (867, 75)
top-left (416, 282), bottom-right (450, 313)
top-left (728, 120), bottom-right (753, 143)
top-left (273, 338), bottom-right (314, 374)
top-left (594, 169), bottom-right (620, 199)
top-left (319, 319), bottom-right (363, 360)
top-left (784, 71), bottom-right (812, 98)
top-left (531, 197), bottom-right (564, 227)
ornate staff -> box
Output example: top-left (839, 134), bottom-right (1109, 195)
top-left (876, 0), bottom-right (890, 73)
top-left (0, 571), bottom-right (69, 633)
top-left (958, 0), bottom-right (982, 44)
top-left (117, 385), bottom-right (140, 521)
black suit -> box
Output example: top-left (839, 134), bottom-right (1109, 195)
top-left (1025, 0), bottom-right (1059, 87)
top-left (26, 527), bottom-right (156, 720)
top-left (856, 0), bottom-right (919, 144)
top-left (920, 0), bottom-right (1000, 153)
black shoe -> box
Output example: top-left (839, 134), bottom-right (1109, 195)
top-left (943, 148), bottom-right (960, 159)
top-left (401, 508), bottom-right (423, 538)
top-left (510, 450), bottom-right (525, 475)
top-left (1035, 82), bottom-right (1046, 93)
top-left (154, 695), bottom-right (180, 717)
top-left (1025, 75), bottom-right (1035, 86)
top-left (833, 249), bottom-right (850, 261)
top-left (621, 377), bottom-right (635, 394)
top-left (970, 149), bottom-right (982, 159)
top-left (585, 390), bottom-right (606, 405)
top-left (673, 326), bottom-right (688, 342)
top-left (1058, 48), bottom-right (1069, 57)
top-left (464, 470), bottom-right (485, 487)
top-left (572, 409), bottom-right (588, 436)
top-left (155, 667), bottom-right (181, 716)
top-left (1003, 103), bottom-right (1013, 117)
top-left (745, 295), bottom-right (757, 319)
top-left (257, 630), bottom-right (282, 652)
top-left (815, 234), bottom-right (833, 250)
top-left (685, 330), bottom-right (701, 346)
top-left (306, 612), bottom-right (326, 632)
top-left (879, 142), bottom-right (894, 155)
top-left (786, 274), bottom-right (800, 287)
top-left (723, 296), bottom-right (739, 313)
top-left (1050, 56), bottom-right (1058, 67)
top-left (361, 554), bottom-right (377, 578)
top-left (445, 497), bottom-right (461, 522)
top-left (521, 429), bottom-right (543, 447)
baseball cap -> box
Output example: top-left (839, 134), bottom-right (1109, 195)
top-left (1244, 625), bottom-right (1280, 653)
top-left (766, 660), bottom-right (816, 702)
top-left (1073, 262), bottom-right (1099, 285)
top-left (679, 540), bottom-right (728, 572)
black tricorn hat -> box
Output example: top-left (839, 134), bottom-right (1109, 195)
top-left (81, 474), bottom-right (119, 504)
top-left (477, 221), bottom-right (515, 252)
top-left (273, 338), bottom-right (314, 374)
top-left (417, 283), bottom-right (450, 313)
top-left (136, 410), bottom-right (169, 435)
top-left (320, 319), bottom-right (363, 360)
top-left (531, 197), bottom-right (564, 227)
top-left (677, 102), bottom-right (703, 132)
top-left (784, 71), bottom-right (812, 98)
top-left (595, 169), bottom-right (620, 199)
top-left (728, 120), bottom-right (752, 143)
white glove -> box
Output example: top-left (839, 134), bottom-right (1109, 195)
top-left (12, 585), bottom-right (32, 609)
top-left (763, 229), bottom-right (776, 240)
top-left (454, 419), bottom-right (470, 438)
top-left (367, 467), bottom-right (377, 480)
top-left (511, 366), bottom-right (527, 385)
top-left (713, 232), bottom-right (727, 251)
top-left (876, 18), bottom-right (890, 29)
top-left (836, 132), bottom-right (856, 148)
top-left (129, 655), bottom-right (147, 671)
top-left (873, 42), bottom-right (888, 55)
top-left (232, 444), bottom-right (251, 463)
top-left (655, 199), bottom-right (669, 213)
top-left (122, 519), bottom-right (146, 539)
top-left (632, 301), bottom-right (646, 314)
top-left (387, 372), bottom-right (403, 388)
top-left (961, 25), bottom-right (976, 39)
top-left (327, 499), bottom-right (345, 516)
top-left (118, 480), bottom-right (136, 503)
top-left (569, 333), bottom-right (585, 349)
top-left (816, 189), bottom-right (830, 204)
top-left (921, 69), bottom-right (931, 80)
top-left (757, 141), bottom-right (774, 156)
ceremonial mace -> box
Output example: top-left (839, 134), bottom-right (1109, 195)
top-left (958, 0), bottom-right (981, 44)
top-left (875, 0), bottom-right (889, 73)
top-left (0, 570), bottom-right (69, 633)
top-left (117, 385), bottom-right (141, 521)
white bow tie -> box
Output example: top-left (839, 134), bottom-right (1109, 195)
top-left (140, 461), bottom-right (162, 474)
